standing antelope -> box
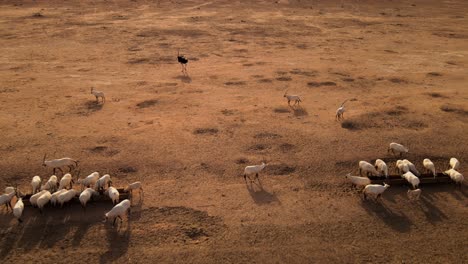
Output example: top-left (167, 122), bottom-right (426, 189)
top-left (42, 154), bottom-right (79, 175)
top-left (336, 99), bottom-right (348, 120)
top-left (91, 87), bottom-right (105, 103)
top-left (283, 90), bottom-right (302, 106)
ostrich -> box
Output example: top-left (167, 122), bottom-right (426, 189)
top-left (177, 49), bottom-right (188, 74)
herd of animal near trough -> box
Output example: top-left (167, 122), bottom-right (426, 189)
top-left (1, 154), bottom-right (144, 226)
top-left (1, 53), bottom-right (465, 228)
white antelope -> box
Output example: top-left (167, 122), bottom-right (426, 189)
top-left (284, 90), bottom-right (302, 106)
top-left (91, 87), bottom-right (105, 103)
top-left (42, 154), bottom-right (78, 175)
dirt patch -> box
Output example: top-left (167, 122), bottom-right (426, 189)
top-left (426, 92), bottom-right (448, 98)
top-left (427, 72), bottom-right (442, 77)
top-left (432, 32), bottom-right (468, 39)
top-left (118, 166), bottom-right (137, 173)
top-left (88, 146), bottom-right (120, 157)
top-left (254, 132), bottom-right (282, 139)
top-left (248, 144), bottom-right (271, 152)
top-left (235, 157), bottom-right (249, 164)
top-left (341, 106), bottom-right (427, 131)
top-left (342, 78), bottom-right (354, 82)
top-left (276, 77), bottom-right (292, 81)
top-left (307, 81), bottom-right (336, 87)
top-left (193, 128), bottom-right (219, 135)
top-left (224, 81), bottom-right (246, 86)
top-left (0, 88), bottom-right (19, 93)
top-left (221, 109), bottom-right (236, 116)
top-left (388, 78), bottom-right (408, 84)
top-left (258, 78), bottom-right (273, 83)
top-left (440, 104), bottom-right (468, 116)
top-left (136, 99), bottom-right (159, 108)
top-left (289, 69), bottom-right (317, 77)
top-left (279, 143), bottom-right (295, 152)
top-left (265, 164), bottom-right (296, 175)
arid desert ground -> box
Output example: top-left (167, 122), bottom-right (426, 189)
top-left (0, 0), bottom-right (467, 263)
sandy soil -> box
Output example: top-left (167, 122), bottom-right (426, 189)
top-left (0, 0), bottom-right (467, 263)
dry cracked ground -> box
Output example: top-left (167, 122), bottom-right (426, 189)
top-left (0, 0), bottom-right (467, 263)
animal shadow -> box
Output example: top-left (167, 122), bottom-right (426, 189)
top-left (245, 178), bottom-right (280, 205)
top-left (175, 75), bottom-right (192, 83)
top-left (85, 100), bottom-right (104, 111)
top-left (291, 106), bottom-right (308, 117)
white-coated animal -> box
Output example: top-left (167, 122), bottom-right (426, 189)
top-left (423, 159), bottom-right (436, 177)
top-left (374, 159), bottom-right (388, 178)
top-left (31, 176), bottom-right (42, 194)
top-left (243, 162), bottom-right (267, 183)
top-left (407, 189), bottom-right (422, 201)
top-left (91, 87), bottom-right (105, 103)
top-left (449, 158), bottom-right (460, 170)
top-left (37, 191), bottom-right (52, 213)
top-left (388, 142), bottom-right (409, 157)
top-left (57, 189), bottom-right (77, 207)
top-left (41, 175), bottom-right (58, 193)
top-left (363, 183), bottom-right (390, 200)
top-left (403, 159), bottom-right (420, 176)
top-left (42, 154), bottom-right (78, 175)
top-left (79, 188), bottom-right (98, 210)
top-left (94, 174), bottom-right (112, 191)
top-left (106, 186), bottom-right (120, 205)
top-left (396, 160), bottom-right (410, 175)
top-left (358, 161), bottom-right (379, 177)
top-left (335, 99), bottom-right (348, 120)
top-left (58, 173), bottom-right (74, 190)
top-left (104, 199), bottom-right (131, 226)
top-left (77, 172), bottom-right (100, 190)
top-left (0, 190), bottom-right (16, 211)
top-left (125, 181), bottom-right (144, 200)
top-left (51, 189), bottom-right (67, 206)
top-left (284, 91), bottom-right (302, 106)
top-left (444, 169), bottom-right (464, 187)
top-left (13, 198), bottom-right (24, 223)
top-left (30, 190), bottom-right (48, 207)
top-left (345, 173), bottom-right (371, 188)
top-left (402, 171), bottom-right (420, 189)
top-left (5, 186), bottom-right (15, 194)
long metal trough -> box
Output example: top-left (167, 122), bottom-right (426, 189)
top-left (20, 188), bottom-right (130, 207)
top-left (368, 172), bottom-right (453, 185)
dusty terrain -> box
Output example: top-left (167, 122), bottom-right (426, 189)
top-left (1, 0), bottom-right (467, 263)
